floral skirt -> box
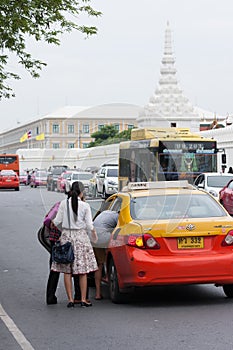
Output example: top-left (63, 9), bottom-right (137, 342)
top-left (51, 228), bottom-right (98, 274)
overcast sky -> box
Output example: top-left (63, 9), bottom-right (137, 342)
top-left (1, 0), bottom-right (233, 132)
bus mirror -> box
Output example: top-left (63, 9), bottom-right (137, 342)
top-left (222, 154), bottom-right (226, 164)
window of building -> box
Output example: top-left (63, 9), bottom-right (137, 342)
top-left (127, 124), bottom-right (134, 130)
top-left (82, 124), bottom-right (89, 134)
top-left (36, 126), bottom-right (40, 135)
top-left (171, 122), bottom-right (176, 127)
top-left (98, 124), bottom-right (104, 131)
top-left (68, 143), bottom-right (75, 148)
top-left (52, 143), bottom-right (60, 149)
top-left (52, 124), bottom-right (59, 133)
top-left (82, 143), bottom-right (90, 149)
top-left (114, 124), bottom-right (120, 132)
top-left (68, 124), bottom-right (74, 134)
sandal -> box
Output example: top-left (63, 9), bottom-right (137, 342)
top-left (74, 299), bottom-right (91, 304)
top-left (67, 302), bottom-right (74, 308)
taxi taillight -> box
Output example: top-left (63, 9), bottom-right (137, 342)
top-left (222, 230), bottom-right (233, 246)
top-left (127, 234), bottom-right (160, 249)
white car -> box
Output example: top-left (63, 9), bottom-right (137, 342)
top-left (193, 172), bottom-right (233, 197)
top-left (65, 171), bottom-right (95, 197)
top-left (95, 164), bottom-right (118, 198)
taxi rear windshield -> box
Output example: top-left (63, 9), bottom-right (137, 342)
top-left (130, 194), bottom-right (226, 220)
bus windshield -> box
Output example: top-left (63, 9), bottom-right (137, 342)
top-left (0, 154), bottom-right (19, 175)
top-left (159, 152), bottom-right (217, 180)
top-left (119, 138), bottom-right (217, 190)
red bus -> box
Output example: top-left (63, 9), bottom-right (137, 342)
top-left (0, 154), bottom-right (20, 175)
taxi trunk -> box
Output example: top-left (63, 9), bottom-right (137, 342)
top-left (112, 217), bottom-right (233, 288)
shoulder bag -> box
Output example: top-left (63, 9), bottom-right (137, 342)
top-left (51, 200), bottom-right (74, 264)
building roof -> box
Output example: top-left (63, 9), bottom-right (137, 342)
top-left (72, 103), bottom-right (142, 120)
top-left (42, 105), bottom-right (90, 118)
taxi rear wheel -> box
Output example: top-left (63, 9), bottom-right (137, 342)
top-left (108, 259), bottom-right (124, 304)
top-left (223, 284), bottom-right (233, 298)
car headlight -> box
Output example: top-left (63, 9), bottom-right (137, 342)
top-left (108, 180), bottom-right (117, 185)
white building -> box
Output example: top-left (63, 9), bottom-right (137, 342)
top-left (0, 103), bottom-right (140, 153)
top-left (137, 22), bottom-right (226, 132)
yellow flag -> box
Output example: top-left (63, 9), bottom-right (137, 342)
top-left (20, 132), bottom-right (28, 143)
top-left (36, 133), bottom-right (45, 141)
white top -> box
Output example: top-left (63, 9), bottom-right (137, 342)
top-left (53, 197), bottom-right (94, 231)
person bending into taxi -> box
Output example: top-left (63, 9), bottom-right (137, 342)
top-left (51, 181), bottom-right (98, 308)
top-left (93, 210), bottom-right (119, 300)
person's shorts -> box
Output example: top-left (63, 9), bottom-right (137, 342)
top-left (93, 248), bottom-right (106, 265)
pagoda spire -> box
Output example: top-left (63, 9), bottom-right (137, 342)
top-left (137, 22), bottom-right (200, 132)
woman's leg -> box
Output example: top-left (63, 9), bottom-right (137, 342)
top-left (79, 274), bottom-right (87, 302)
top-left (94, 264), bottom-right (103, 299)
top-left (64, 273), bottom-right (73, 302)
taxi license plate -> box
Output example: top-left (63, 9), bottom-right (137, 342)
top-left (177, 237), bottom-right (204, 249)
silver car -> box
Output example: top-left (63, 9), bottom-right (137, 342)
top-left (65, 171), bottom-right (95, 197)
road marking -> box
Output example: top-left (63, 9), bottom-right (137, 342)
top-left (0, 304), bottom-right (35, 350)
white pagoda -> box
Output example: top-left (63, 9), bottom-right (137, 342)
top-left (137, 22), bottom-right (200, 132)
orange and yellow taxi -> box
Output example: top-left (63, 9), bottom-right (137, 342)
top-left (99, 181), bottom-right (233, 303)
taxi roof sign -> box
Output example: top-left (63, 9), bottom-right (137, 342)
top-left (127, 181), bottom-right (193, 191)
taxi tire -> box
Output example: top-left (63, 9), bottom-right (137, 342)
top-left (223, 284), bottom-right (233, 298)
top-left (108, 259), bottom-right (124, 304)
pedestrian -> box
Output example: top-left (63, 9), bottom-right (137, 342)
top-left (44, 202), bottom-right (83, 305)
top-left (228, 167), bottom-right (233, 174)
top-left (51, 181), bottom-right (98, 308)
top-left (93, 210), bottom-right (119, 300)
top-left (26, 170), bottom-right (31, 185)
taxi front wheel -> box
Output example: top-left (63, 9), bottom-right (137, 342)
top-left (223, 284), bottom-right (233, 298)
top-left (108, 259), bottom-right (124, 304)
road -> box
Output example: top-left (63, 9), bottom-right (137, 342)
top-left (1, 186), bottom-right (233, 350)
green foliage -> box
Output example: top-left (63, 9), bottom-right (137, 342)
top-left (0, 0), bottom-right (101, 98)
top-left (88, 125), bottom-right (134, 147)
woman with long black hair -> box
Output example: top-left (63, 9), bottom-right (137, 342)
top-left (51, 181), bottom-right (98, 308)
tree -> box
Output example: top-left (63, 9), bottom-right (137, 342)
top-left (88, 125), bottom-right (133, 147)
top-left (88, 125), bottom-right (118, 147)
top-left (0, 0), bottom-right (101, 99)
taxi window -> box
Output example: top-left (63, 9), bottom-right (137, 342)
top-left (130, 194), bottom-right (226, 220)
top-left (111, 197), bottom-right (122, 212)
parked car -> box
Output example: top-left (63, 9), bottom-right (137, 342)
top-left (219, 178), bottom-right (233, 215)
top-left (0, 169), bottom-right (19, 191)
top-left (30, 170), bottom-right (48, 188)
top-left (96, 180), bottom-right (233, 303)
top-left (47, 167), bottom-right (68, 191)
top-left (65, 171), bottom-right (95, 197)
top-left (95, 164), bottom-right (118, 198)
top-left (19, 171), bottom-right (28, 185)
top-left (193, 172), bottom-right (233, 197)
top-left (57, 170), bottom-right (75, 192)
top-left (47, 165), bottom-right (69, 172)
